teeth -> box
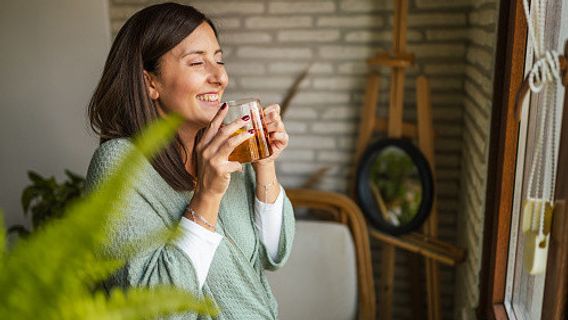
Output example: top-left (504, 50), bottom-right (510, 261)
top-left (197, 94), bottom-right (219, 102)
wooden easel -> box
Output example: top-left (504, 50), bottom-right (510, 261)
top-left (352, 1), bottom-right (466, 319)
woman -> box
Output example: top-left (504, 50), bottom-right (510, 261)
top-left (85, 3), bottom-right (295, 319)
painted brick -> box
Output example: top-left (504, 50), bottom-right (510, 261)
top-left (239, 76), bottom-right (310, 90)
top-left (279, 149), bottom-right (315, 161)
top-left (317, 150), bottom-right (354, 163)
top-left (409, 44), bottom-right (466, 58)
top-left (339, 0), bottom-right (393, 12)
top-left (426, 29), bottom-right (469, 41)
top-left (220, 32), bottom-right (271, 44)
top-left (317, 177), bottom-right (347, 193)
top-left (345, 30), bottom-right (422, 42)
top-left (401, 13), bottom-right (467, 27)
top-left (336, 62), bottom-right (369, 75)
top-left (312, 77), bottom-right (365, 90)
top-left (317, 15), bottom-right (384, 28)
top-left (225, 63), bottom-right (266, 76)
top-left (282, 107), bottom-right (318, 120)
top-left (245, 16), bottom-right (312, 29)
top-left (288, 135), bottom-right (336, 149)
top-left (184, 2), bottom-right (265, 16)
top-left (465, 80), bottom-right (492, 110)
top-left (321, 106), bottom-right (359, 120)
top-left (277, 30), bottom-right (340, 42)
top-left (431, 94), bottom-right (465, 106)
top-left (291, 92), bottom-right (351, 105)
top-left (469, 28), bottom-right (496, 48)
top-left (465, 65), bottom-right (493, 95)
top-left (279, 162), bottom-right (340, 175)
top-left (469, 9), bottom-right (497, 26)
top-left (283, 121), bottom-right (308, 134)
top-left (215, 18), bottom-right (242, 30)
top-left (237, 46), bottom-right (312, 60)
top-left (424, 63), bottom-right (466, 75)
top-left (269, 62), bottom-right (333, 75)
top-left (318, 45), bottom-right (374, 59)
top-left (312, 121), bottom-right (356, 134)
top-left (415, 0), bottom-right (471, 8)
top-left (269, 1), bottom-right (336, 14)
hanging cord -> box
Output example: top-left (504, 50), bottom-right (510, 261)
top-left (522, 0), bottom-right (561, 235)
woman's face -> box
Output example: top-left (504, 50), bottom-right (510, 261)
top-left (145, 22), bottom-right (228, 128)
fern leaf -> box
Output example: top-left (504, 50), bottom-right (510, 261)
top-left (0, 114), bottom-right (213, 320)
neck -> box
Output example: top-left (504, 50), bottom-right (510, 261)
top-left (177, 123), bottom-right (201, 176)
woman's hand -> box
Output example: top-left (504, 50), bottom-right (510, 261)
top-left (254, 103), bottom-right (289, 167)
top-left (194, 103), bottom-right (254, 199)
top-left (187, 103), bottom-right (254, 230)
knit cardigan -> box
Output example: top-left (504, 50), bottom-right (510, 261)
top-left (85, 138), bottom-right (296, 319)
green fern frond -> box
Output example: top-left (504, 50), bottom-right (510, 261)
top-left (59, 287), bottom-right (217, 320)
top-left (0, 114), bottom-right (217, 319)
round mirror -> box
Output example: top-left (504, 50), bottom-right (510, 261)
top-left (356, 138), bottom-right (434, 236)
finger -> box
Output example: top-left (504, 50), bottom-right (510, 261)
top-left (217, 128), bottom-right (256, 157)
top-left (201, 102), bottom-right (229, 145)
top-left (269, 131), bottom-right (289, 144)
top-left (208, 116), bottom-right (252, 152)
top-left (264, 111), bottom-right (282, 124)
top-left (265, 120), bottom-right (286, 133)
top-left (264, 104), bottom-right (281, 115)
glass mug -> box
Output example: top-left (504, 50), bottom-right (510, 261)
top-left (223, 98), bottom-right (272, 163)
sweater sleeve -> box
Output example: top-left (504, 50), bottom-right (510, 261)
top-left (85, 139), bottom-right (207, 319)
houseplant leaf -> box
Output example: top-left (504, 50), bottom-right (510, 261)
top-left (0, 113), bottom-right (217, 319)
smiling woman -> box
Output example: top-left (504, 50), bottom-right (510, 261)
top-left (85, 3), bottom-right (295, 320)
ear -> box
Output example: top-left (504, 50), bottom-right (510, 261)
top-left (143, 70), bottom-right (160, 100)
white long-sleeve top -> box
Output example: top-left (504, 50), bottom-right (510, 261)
top-left (173, 185), bottom-right (285, 289)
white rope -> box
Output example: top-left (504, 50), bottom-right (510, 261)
top-left (522, 0), bottom-right (561, 236)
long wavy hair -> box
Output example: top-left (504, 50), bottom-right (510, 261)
top-left (88, 3), bottom-right (217, 191)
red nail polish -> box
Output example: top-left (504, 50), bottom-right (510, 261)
top-left (248, 129), bottom-right (255, 134)
top-left (242, 115), bottom-right (250, 121)
top-left (220, 103), bottom-right (227, 110)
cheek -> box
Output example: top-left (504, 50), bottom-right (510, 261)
top-left (177, 74), bottom-right (205, 97)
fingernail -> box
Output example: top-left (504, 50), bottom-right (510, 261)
top-left (248, 129), bottom-right (255, 134)
top-left (220, 103), bottom-right (227, 110)
top-left (242, 115), bottom-right (250, 121)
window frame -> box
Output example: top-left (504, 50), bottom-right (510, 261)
top-left (479, 0), bottom-right (568, 319)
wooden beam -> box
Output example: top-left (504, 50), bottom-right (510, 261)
top-left (375, 117), bottom-right (418, 138)
top-left (369, 229), bottom-right (466, 266)
top-left (367, 52), bottom-right (415, 67)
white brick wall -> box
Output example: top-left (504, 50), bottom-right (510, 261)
top-left (106, 1), bottom-right (499, 319)
top-left (454, 1), bottom-right (499, 319)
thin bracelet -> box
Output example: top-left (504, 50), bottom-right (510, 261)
top-left (186, 206), bottom-right (215, 231)
top-left (259, 178), bottom-right (278, 204)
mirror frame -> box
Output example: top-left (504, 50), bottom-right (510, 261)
top-left (356, 138), bottom-right (434, 236)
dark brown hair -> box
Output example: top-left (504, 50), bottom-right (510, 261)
top-left (88, 3), bottom-right (217, 191)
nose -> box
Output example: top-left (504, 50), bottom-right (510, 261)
top-left (207, 62), bottom-right (228, 88)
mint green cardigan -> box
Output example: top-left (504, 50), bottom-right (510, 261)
top-left (85, 138), bottom-right (295, 319)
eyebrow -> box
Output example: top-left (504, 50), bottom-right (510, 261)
top-left (181, 49), bottom-right (223, 58)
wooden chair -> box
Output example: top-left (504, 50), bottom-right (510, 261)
top-left (268, 188), bottom-right (376, 320)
